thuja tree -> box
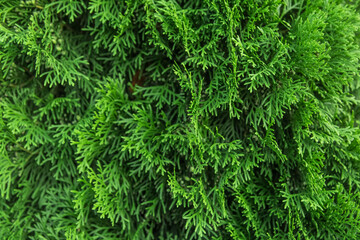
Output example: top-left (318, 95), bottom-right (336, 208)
top-left (1, 0), bottom-right (360, 239)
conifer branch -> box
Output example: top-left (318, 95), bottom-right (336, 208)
top-left (0, 0), bottom-right (359, 239)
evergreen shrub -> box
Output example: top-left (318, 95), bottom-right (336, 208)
top-left (1, 0), bottom-right (360, 239)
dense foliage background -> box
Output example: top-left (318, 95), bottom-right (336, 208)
top-left (1, 0), bottom-right (360, 239)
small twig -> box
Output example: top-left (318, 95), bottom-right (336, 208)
top-left (7, 76), bottom-right (34, 88)
top-left (16, 144), bottom-right (33, 154)
top-left (21, 66), bottom-right (31, 74)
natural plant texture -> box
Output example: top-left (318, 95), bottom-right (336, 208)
top-left (1, 0), bottom-right (360, 239)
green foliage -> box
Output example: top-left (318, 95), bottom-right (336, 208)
top-left (1, 0), bottom-right (360, 239)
